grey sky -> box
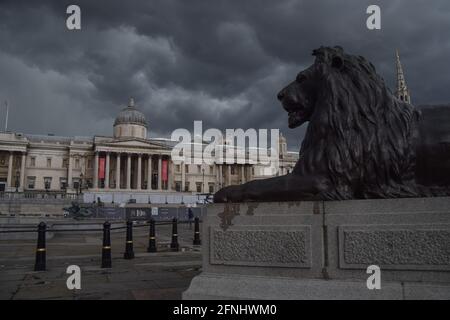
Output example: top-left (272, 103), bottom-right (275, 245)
top-left (0, 0), bottom-right (449, 148)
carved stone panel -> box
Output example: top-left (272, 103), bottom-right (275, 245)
top-left (210, 226), bottom-right (311, 268)
top-left (338, 225), bottom-right (450, 271)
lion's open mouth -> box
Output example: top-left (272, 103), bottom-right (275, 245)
top-left (288, 110), bottom-right (305, 128)
top-left (281, 99), bottom-right (311, 128)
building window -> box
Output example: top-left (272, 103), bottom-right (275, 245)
top-left (185, 165), bottom-right (189, 174)
top-left (176, 164), bottom-right (181, 172)
top-left (46, 158), bottom-right (52, 168)
top-left (27, 176), bottom-right (36, 189)
top-left (209, 166), bottom-right (214, 175)
top-left (73, 178), bottom-right (80, 190)
top-left (62, 158), bottom-right (69, 168)
top-left (231, 166), bottom-right (235, 175)
top-left (197, 165), bottom-right (201, 173)
top-left (75, 158), bottom-right (80, 169)
top-left (44, 177), bottom-right (52, 190)
top-left (29, 157), bottom-right (36, 167)
top-left (60, 177), bottom-right (67, 190)
top-left (208, 183), bottom-right (214, 193)
top-left (87, 159), bottom-right (93, 169)
top-left (175, 181), bottom-right (181, 192)
top-left (196, 182), bottom-right (202, 193)
top-left (184, 182), bottom-right (190, 192)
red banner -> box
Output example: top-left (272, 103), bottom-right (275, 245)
top-left (98, 157), bottom-right (106, 179)
top-left (162, 160), bottom-right (168, 182)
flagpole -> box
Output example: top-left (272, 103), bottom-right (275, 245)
top-left (4, 100), bottom-right (8, 132)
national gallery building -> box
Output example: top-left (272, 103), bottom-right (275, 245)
top-left (0, 99), bottom-right (297, 202)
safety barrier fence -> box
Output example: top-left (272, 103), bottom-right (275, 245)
top-left (0, 217), bottom-right (202, 271)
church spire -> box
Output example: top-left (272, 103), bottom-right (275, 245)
top-left (395, 49), bottom-right (411, 103)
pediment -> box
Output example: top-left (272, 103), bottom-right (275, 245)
top-left (95, 138), bottom-right (171, 151)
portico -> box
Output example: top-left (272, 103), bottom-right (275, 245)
top-left (91, 149), bottom-right (172, 192)
top-left (0, 133), bottom-right (28, 192)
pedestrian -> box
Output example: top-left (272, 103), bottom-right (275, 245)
top-left (188, 207), bottom-right (194, 229)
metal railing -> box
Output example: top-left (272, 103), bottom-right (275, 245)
top-left (0, 191), bottom-right (81, 202)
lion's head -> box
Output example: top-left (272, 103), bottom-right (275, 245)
top-left (278, 46), bottom-right (385, 128)
top-left (278, 46), bottom-right (421, 199)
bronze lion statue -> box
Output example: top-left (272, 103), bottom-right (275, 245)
top-left (214, 46), bottom-right (450, 202)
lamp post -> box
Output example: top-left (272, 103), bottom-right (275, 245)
top-left (79, 173), bottom-right (83, 195)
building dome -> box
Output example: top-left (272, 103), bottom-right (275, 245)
top-left (114, 98), bottom-right (148, 127)
top-left (113, 98), bottom-right (148, 139)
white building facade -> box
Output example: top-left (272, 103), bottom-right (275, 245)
top-left (0, 99), bottom-right (298, 201)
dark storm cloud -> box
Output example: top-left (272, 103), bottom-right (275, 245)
top-left (0, 0), bottom-right (450, 148)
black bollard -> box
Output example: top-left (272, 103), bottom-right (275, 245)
top-left (101, 221), bottom-right (112, 268)
top-left (123, 219), bottom-right (134, 259)
top-left (147, 218), bottom-right (157, 252)
top-left (34, 222), bottom-right (46, 271)
top-left (193, 217), bottom-right (201, 245)
top-left (170, 218), bottom-right (179, 252)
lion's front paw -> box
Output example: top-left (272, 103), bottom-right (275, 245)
top-left (213, 185), bottom-right (245, 203)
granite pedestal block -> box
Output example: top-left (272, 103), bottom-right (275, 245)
top-left (183, 197), bottom-right (450, 300)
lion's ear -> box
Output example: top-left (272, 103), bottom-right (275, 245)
top-left (331, 55), bottom-right (344, 70)
top-left (334, 46), bottom-right (344, 53)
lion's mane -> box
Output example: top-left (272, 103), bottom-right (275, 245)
top-left (295, 47), bottom-right (422, 199)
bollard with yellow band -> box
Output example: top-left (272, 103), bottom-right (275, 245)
top-left (147, 218), bottom-right (157, 252)
top-left (170, 217), bottom-right (179, 252)
top-left (34, 222), bottom-right (47, 271)
top-left (124, 219), bottom-right (134, 259)
top-left (193, 216), bottom-right (201, 245)
top-left (101, 221), bottom-right (112, 268)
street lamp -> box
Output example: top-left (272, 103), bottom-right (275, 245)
top-left (79, 173), bottom-right (84, 195)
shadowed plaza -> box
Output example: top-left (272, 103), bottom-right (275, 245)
top-left (0, 223), bottom-right (201, 300)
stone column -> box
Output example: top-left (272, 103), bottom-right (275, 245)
top-left (168, 160), bottom-right (173, 191)
top-left (20, 152), bottom-right (26, 190)
top-left (126, 154), bottom-right (131, 190)
top-left (147, 155), bottom-right (152, 190)
top-left (158, 155), bottom-right (162, 190)
top-left (137, 154), bottom-right (142, 190)
top-left (93, 152), bottom-right (99, 189)
top-left (216, 165), bottom-right (219, 189)
top-left (227, 165), bottom-right (231, 186)
top-left (181, 161), bottom-right (186, 192)
top-left (116, 153), bottom-right (121, 189)
top-left (241, 165), bottom-right (245, 184)
top-left (105, 152), bottom-right (110, 189)
top-left (67, 155), bottom-right (73, 189)
top-left (7, 152), bottom-right (13, 188)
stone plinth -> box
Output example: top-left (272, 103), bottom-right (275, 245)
top-left (183, 197), bottom-right (450, 300)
